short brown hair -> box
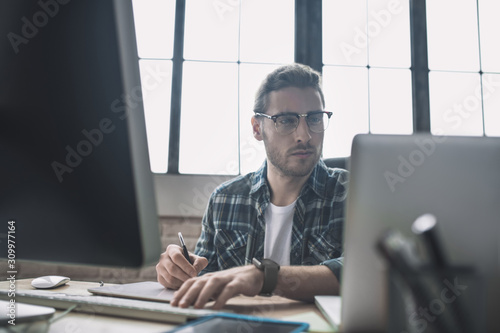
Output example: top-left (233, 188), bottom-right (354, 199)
top-left (253, 63), bottom-right (325, 114)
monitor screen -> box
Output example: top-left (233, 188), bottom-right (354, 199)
top-left (0, 0), bottom-right (161, 267)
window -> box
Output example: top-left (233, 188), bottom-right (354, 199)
top-left (131, 0), bottom-right (175, 173)
top-left (179, 0), bottom-right (293, 175)
top-left (132, 0), bottom-right (500, 176)
top-left (133, 0), bottom-right (293, 175)
top-left (426, 0), bottom-right (500, 137)
top-left (322, 0), bottom-right (412, 157)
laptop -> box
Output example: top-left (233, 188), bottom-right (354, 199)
top-left (336, 134), bottom-right (500, 332)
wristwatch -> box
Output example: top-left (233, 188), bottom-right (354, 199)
top-left (252, 258), bottom-right (280, 296)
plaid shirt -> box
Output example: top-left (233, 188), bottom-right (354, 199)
top-left (194, 159), bottom-right (349, 281)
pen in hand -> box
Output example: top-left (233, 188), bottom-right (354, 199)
top-left (178, 232), bottom-right (193, 265)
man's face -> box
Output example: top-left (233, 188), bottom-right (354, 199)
top-left (253, 86), bottom-right (325, 178)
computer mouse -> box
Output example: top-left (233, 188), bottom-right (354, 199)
top-left (31, 275), bottom-right (70, 289)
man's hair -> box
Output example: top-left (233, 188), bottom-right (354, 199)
top-left (253, 63), bottom-right (325, 114)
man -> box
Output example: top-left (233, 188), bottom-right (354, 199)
top-left (156, 63), bottom-right (348, 309)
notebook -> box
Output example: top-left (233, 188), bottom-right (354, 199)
top-left (88, 281), bottom-right (175, 303)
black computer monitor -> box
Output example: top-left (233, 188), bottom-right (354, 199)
top-left (0, 0), bottom-right (162, 267)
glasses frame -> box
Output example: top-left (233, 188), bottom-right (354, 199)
top-left (254, 111), bottom-right (333, 135)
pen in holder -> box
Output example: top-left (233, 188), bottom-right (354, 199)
top-left (376, 215), bottom-right (485, 333)
top-left (386, 264), bottom-right (480, 333)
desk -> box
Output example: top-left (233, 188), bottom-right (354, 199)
top-left (0, 279), bottom-right (330, 333)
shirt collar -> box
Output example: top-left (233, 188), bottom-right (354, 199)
top-left (303, 159), bottom-right (329, 199)
top-left (250, 160), bottom-right (269, 195)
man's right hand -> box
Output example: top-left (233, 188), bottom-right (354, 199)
top-left (156, 244), bottom-right (208, 289)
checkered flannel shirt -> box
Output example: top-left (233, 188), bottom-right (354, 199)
top-left (194, 159), bottom-right (349, 282)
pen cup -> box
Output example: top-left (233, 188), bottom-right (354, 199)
top-left (387, 266), bottom-right (486, 333)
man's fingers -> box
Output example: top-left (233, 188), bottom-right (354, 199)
top-left (192, 256), bottom-right (208, 274)
top-left (174, 278), bottom-right (207, 308)
top-left (211, 281), bottom-right (239, 310)
top-left (157, 271), bottom-right (183, 290)
top-left (195, 277), bottom-right (231, 309)
top-left (170, 248), bottom-right (197, 278)
top-left (171, 277), bottom-right (196, 307)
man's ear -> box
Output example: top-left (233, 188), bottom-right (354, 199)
top-left (251, 116), bottom-right (264, 141)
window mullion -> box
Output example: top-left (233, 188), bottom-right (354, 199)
top-left (295, 0), bottom-right (322, 73)
top-left (168, 0), bottom-right (186, 174)
top-left (409, 0), bottom-right (431, 133)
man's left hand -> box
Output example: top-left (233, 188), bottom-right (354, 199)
top-left (170, 265), bottom-right (264, 310)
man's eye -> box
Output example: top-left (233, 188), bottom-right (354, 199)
top-left (308, 113), bottom-right (324, 124)
top-left (308, 116), bottom-right (322, 124)
top-left (278, 117), bottom-right (296, 126)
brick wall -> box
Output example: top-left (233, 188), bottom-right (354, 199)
top-left (1, 216), bottom-right (202, 284)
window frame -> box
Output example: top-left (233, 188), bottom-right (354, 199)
top-left (157, 0), bottom-right (487, 176)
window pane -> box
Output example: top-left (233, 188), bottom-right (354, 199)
top-left (184, 0), bottom-right (239, 61)
top-left (240, 0), bottom-right (294, 63)
top-left (323, 0), bottom-right (368, 66)
top-left (483, 74), bottom-right (500, 137)
top-left (426, 0), bottom-right (480, 71)
top-left (478, 0), bottom-right (500, 72)
top-left (322, 66), bottom-right (369, 158)
top-left (367, 0), bottom-right (411, 68)
top-left (369, 68), bottom-right (412, 134)
top-left (429, 72), bottom-right (483, 136)
top-left (132, 0), bottom-right (175, 59)
top-left (239, 64), bottom-right (281, 175)
top-left (179, 62), bottom-right (239, 174)
top-left (139, 60), bottom-right (173, 173)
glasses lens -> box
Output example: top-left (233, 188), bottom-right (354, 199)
top-left (307, 112), bottom-right (329, 133)
top-left (275, 115), bottom-right (299, 135)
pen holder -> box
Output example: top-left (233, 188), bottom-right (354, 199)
top-left (387, 266), bottom-right (486, 333)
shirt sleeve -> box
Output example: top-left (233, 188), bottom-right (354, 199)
top-left (193, 193), bottom-right (219, 275)
top-left (320, 255), bottom-right (343, 284)
top-left (320, 169), bottom-right (348, 283)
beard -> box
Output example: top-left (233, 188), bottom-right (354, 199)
top-left (263, 133), bottom-right (322, 178)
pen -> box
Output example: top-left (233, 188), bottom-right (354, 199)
top-left (411, 213), bottom-right (446, 268)
top-left (178, 232), bottom-right (193, 265)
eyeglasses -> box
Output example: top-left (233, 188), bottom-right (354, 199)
top-left (254, 111), bottom-right (333, 135)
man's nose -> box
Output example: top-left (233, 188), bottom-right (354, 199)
top-left (294, 117), bottom-right (312, 141)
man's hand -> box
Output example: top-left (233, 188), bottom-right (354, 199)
top-left (171, 265), bottom-right (264, 310)
top-left (156, 244), bottom-right (208, 289)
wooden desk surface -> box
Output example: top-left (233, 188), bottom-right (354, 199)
top-left (1, 279), bottom-right (329, 333)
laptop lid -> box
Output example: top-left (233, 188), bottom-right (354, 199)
top-left (341, 134), bottom-right (500, 332)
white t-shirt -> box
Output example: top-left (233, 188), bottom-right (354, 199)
top-left (263, 201), bottom-right (296, 265)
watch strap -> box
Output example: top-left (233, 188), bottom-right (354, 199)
top-left (253, 258), bottom-right (280, 296)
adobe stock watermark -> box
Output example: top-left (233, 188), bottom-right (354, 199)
top-left (340, 0), bottom-right (403, 63)
top-left (212, 0), bottom-right (238, 21)
top-left (384, 134), bottom-right (447, 193)
top-left (51, 63), bottom-right (170, 183)
top-left (401, 276), bottom-right (468, 333)
top-left (7, 0), bottom-right (71, 54)
top-left (442, 74), bottom-right (500, 130)
top-left (51, 119), bottom-right (116, 183)
top-left (385, 74), bottom-right (500, 192)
